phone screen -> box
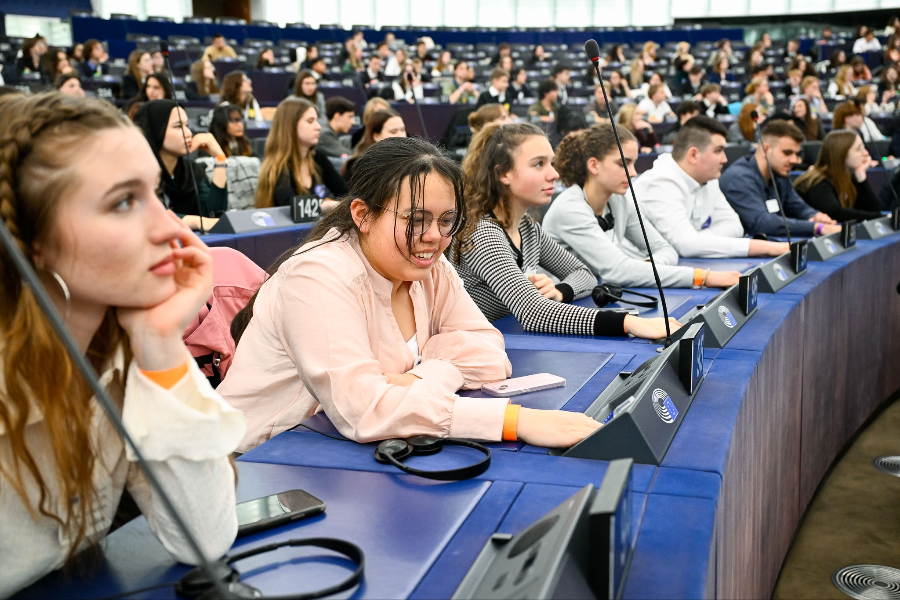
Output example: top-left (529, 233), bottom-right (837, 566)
top-left (237, 489), bottom-right (325, 530)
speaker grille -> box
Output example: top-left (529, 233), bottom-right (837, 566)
top-left (832, 565), bottom-right (900, 600)
top-left (872, 456), bottom-right (900, 477)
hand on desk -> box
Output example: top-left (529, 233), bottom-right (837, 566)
top-left (705, 270), bottom-right (743, 288)
top-left (809, 212), bottom-right (837, 224)
top-left (516, 407), bottom-right (600, 448)
top-left (624, 315), bottom-right (682, 340)
top-left (527, 273), bottom-right (562, 301)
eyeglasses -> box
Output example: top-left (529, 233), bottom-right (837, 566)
top-left (384, 208), bottom-right (463, 237)
top-left (229, 117), bottom-right (243, 123)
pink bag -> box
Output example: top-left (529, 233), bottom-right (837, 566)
top-left (183, 247), bottom-right (265, 387)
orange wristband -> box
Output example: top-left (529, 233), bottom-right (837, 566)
top-left (693, 268), bottom-right (704, 287)
top-left (140, 362), bottom-right (189, 389)
top-left (502, 404), bottom-right (521, 441)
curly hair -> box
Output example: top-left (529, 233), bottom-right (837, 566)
top-left (554, 124), bottom-right (637, 187)
top-left (0, 93), bottom-right (130, 564)
top-left (452, 122), bottom-right (544, 260)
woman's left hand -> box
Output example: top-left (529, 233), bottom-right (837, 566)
top-left (624, 316), bottom-right (682, 340)
top-left (118, 212), bottom-right (214, 371)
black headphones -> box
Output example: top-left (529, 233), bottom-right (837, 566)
top-left (374, 435), bottom-right (491, 481)
top-left (592, 283), bottom-right (659, 309)
top-left (176, 537), bottom-right (365, 600)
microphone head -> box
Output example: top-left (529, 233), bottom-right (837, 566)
top-left (584, 39), bottom-right (601, 62)
top-left (750, 110), bottom-right (760, 121)
top-left (159, 41), bottom-right (169, 55)
top-left (406, 71), bottom-right (414, 83)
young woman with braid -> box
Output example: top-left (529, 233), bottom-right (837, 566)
top-left (448, 122), bottom-right (679, 339)
top-left (221, 136), bottom-right (600, 452)
top-left (544, 125), bottom-right (742, 289)
top-left (0, 93), bottom-right (245, 596)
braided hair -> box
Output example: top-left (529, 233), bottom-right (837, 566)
top-left (0, 92), bottom-right (130, 563)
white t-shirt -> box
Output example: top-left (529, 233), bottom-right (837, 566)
top-left (638, 97), bottom-right (673, 121)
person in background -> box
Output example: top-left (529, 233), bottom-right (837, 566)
top-left (256, 48), bottom-right (276, 70)
top-left (54, 73), bottom-right (84, 97)
top-left (885, 16), bottom-right (900, 37)
top-left (411, 57), bottom-right (431, 84)
top-left (442, 60), bottom-right (479, 104)
top-left (509, 68), bottom-right (534, 101)
top-left (671, 55), bottom-right (694, 90)
top-left (309, 57), bottom-right (330, 82)
top-left (203, 33), bottom-right (238, 61)
top-left (719, 120), bottom-right (840, 237)
top-left (829, 65), bottom-right (856, 98)
top-left (476, 68), bottom-right (509, 107)
top-left (498, 55), bottom-right (514, 75)
top-left (187, 59), bottom-right (219, 101)
top-left (791, 96), bottom-right (825, 141)
top-left (139, 73), bottom-right (174, 101)
top-left (432, 50), bottom-right (453, 77)
top-left (351, 97), bottom-right (392, 148)
top-left (530, 44), bottom-right (547, 64)
top-left (318, 96), bottom-right (356, 158)
top-left (468, 103), bottom-right (512, 133)
top-left (584, 82), bottom-right (620, 121)
top-left (742, 77), bottom-right (775, 115)
top-left (528, 80), bottom-right (559, 122)
top-left (449, 122), bottom-right (679, 339)
top-left (490, 42), bottom-right (512, 67)
top-left (857, 85), bottom-right (883, 115)
top-left (546, 124), bottom-right (741, 288)
top-left (221, 71), bottom-right (264, 126)
top-left (392, 62), bottom-right (425, 103)
top-left (209, 104), bottom-right (254, 158)
top-left (255, 98), bottom-right (348, 209)
top-left (639, 71), bottom-right (673, 101)
top-left (786, 69), bottom-right (803, 97)
top-left (634, 116), bottom-right (790, 258)
top-left (43, 48), bottom-right (75, 84)
top-left (551, 64), bottom-right (571, 104)
top-left (794, 130), bottom-right (884, 222)
top-left (343, 109), bottom-right (407, 181)
top-left (134, 99), bottom-right (228, 223)
top-left (853, 28), bottom-right (883, 54)
top-left (699, 84), bottom-right (729, 117)
top-left (79, 39), bottom-right (108, 79)
top-left (849, 56), bottom-right (873, 83)
top-left (707, 51), bottom-right (730, 84)
top-left (0, 93), bottom-right (245, 598)
top-left (817, 27), bottom-right (835, 46)
top-left (150, 50), bottom-right (165, 74)
top-left (616, 104), bottom-right (658, 154)
top-left (122, 50), bottom-right (153, 99)
top-left (378, 41), bottom-right (401, 76)
top-left (16, 35), bottom-right (49, 82)
top-left (788, 55), bottom-right (816, 79)
top-left (727, 103), bottom-right (762, 145)
top-left (302, 44), bottom-right (320, 70)
top-left (661, 101), bottom-right (701, 145)
top-left (293, 69), bottom-right (326, 117)
top-left (342, 44), bottom-right (365, 74)
top-left (802, 76), bottom-right (829, 117)
top-left (641, 41), bottom-right (659, 66)
top-left (629, 58), bottom-right (646, 89)
top-left (676, 65), bottom-right (705, 99)
top-left (833, 100), bottom-right (884, 142)
top-left (607, 70), bottom-right (632, 99)
top-left (783, 38), bottom-right (801, 63)
top-left (828, 49), bottom-right (847, 71)
top-left (68, 42), bottom-right (84, 65)
top-left (637, 83), bottom-right (674, 122)
top-left (878, 62), bottom-right (900, 105)
top-left (606, 44), bottom-right (626, 64)
top-left (361, 54), bottom-right (384, 96)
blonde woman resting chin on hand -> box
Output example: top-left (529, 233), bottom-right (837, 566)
top-left (0, 93), bottom-right (246, 597)
top-left (220, 137), bottom-right (600, 453)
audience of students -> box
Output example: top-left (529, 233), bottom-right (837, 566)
top-left (794, 130), bottom-right (884, 222)
top-left (545, 124), bottom-right (741, 288)
top-left (719, 120), bottom-right (841, 237)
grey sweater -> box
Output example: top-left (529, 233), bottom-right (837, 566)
top-left (543, 184), bottom-right (694, 288)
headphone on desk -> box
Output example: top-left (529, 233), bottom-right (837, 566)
top-left (176, 537), bottom-right (365, 600)
top-left (592, 283), bottom-right (659, 309)
top-left (374, 435), bottom-right (492, 481)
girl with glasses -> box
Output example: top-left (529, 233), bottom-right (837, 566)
top-left (222, 137), bottom-right (601, 451)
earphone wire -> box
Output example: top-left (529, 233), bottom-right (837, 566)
top-left (161, 42), bottom-right (206, 235)
top-left (0, 218), bottom-right (231, 599)
top-left (584, 39), bottom-right (672, 346)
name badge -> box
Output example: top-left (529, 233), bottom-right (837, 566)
top-left (765, 199), bottom-right (781, 214)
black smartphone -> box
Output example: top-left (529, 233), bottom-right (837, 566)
top-left (236, 489), bottom-right (325, 537)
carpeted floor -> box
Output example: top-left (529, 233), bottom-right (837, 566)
top-left (773, 397), bottom-right (900, 599)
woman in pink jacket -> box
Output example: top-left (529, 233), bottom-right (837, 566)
top-left (220, 137), bottom-right (599, 452)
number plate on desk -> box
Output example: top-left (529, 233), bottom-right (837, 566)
top-left (291, 195), bottom-right (322, 223)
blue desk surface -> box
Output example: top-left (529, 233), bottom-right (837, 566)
top-left (16, 462), bottom-right (489, 600)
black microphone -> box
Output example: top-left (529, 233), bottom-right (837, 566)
top-left (0, 214), bottom-right (230, 597)
top-left (584, 39), bottom-right (672, 346)
top-left (406, 71), bottom-right (430, 141)
top-left (750, 110), bottom-right (792, 244)
top-left (860, 114), bottom-right (900, 208)
top-left (160, 41), bottom-right (208, 235)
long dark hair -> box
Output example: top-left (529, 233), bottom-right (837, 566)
top-left (231, 136), bottom-right (466, 344)
top-left (138, 73), bottom-right (174, 101)
top-left (209, 104), bottom-right (252, 157)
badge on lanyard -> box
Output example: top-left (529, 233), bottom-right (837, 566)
top-left (766, 199), bottom-right (780, 213)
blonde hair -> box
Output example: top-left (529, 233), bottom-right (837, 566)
top-left (256, 98), bottom-right (321, 208)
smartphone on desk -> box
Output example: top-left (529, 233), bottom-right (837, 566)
top-left (481, 373), bottom-right (566, 397)
top-left (236, 489), bottom-right (325, 537)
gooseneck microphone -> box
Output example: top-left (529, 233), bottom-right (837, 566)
top-left (584, 39), bottom-right (672, 346)
top-left (160, 41), bottom-right (207, 235)
top-left (407, 71), bottom-right (430, 141)
top-left (0, 215), bottom-right (230, 596)
top-left (751, 110), bottom-right (792, 244)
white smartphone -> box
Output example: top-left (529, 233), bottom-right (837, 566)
top-left (481, 373), bottom-right (566, 397)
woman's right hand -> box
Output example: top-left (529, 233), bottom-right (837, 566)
top-left (515, 408), bottom-right (600, 448)
top-left (189, 132), bottom-right (225, 159)
top-left (705, 270), bottom-right (742, 288)
top-left (624, 315), bottom-right (682, 339)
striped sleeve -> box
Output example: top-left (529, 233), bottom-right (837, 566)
top-left (459, 219), bottom-right (626, 336)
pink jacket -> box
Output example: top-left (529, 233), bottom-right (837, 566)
top-left (219, 228), bottom-right (512, 452)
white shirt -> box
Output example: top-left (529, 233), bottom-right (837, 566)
top-left (632, 153), bottom-right (751, 258)
top-left (853, 37), bottom-right (883, 54)
top-left (382, 54), bottom-right (401, 76)
top-left (392, 80), bottom-right (424, 101)
top-left (637, 97), bottom-right (673, 121)
top-left (1, 348), bottom-right (246, 597)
